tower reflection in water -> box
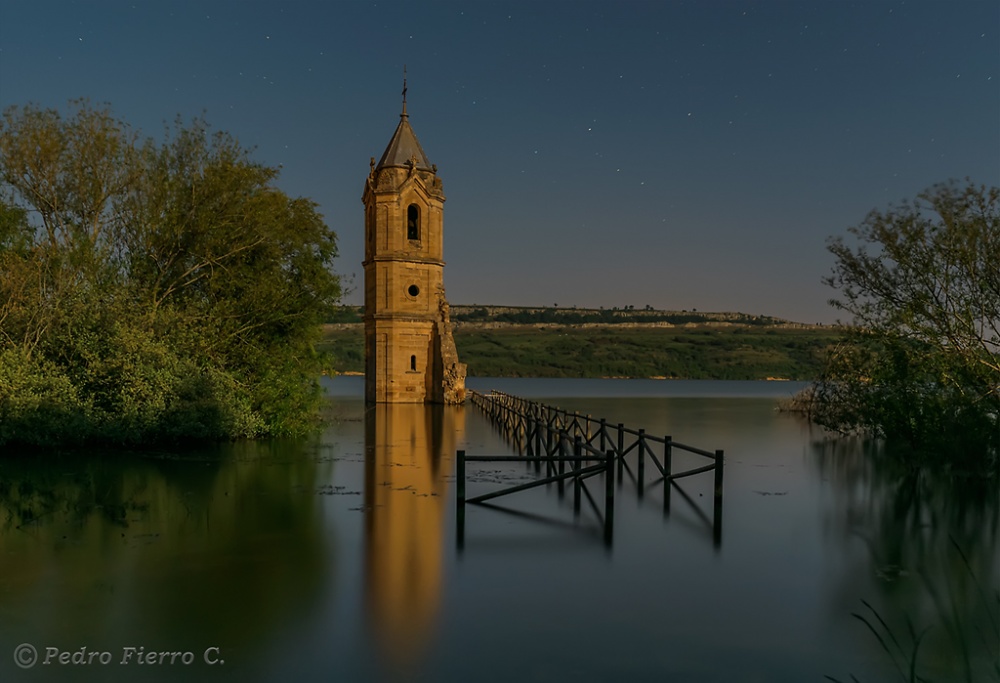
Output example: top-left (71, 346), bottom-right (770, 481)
top-left (363, 403), bottom-right (465, 675)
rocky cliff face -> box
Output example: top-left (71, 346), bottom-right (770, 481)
top-left (437, 293), bottom-right (466, 404)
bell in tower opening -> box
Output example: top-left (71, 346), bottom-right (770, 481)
top-left (361, 82), bottom-right (466, 404)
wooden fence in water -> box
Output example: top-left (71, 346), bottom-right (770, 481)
top-left (457, 389), bottom-right (725, 547)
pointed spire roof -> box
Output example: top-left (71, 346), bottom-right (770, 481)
top-left (375, 77), bottom-right (433, 172)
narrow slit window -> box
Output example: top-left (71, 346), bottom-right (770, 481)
top-left (407, 205), bottom-right (420, 240)
top-left (410, 355), bottom-right (417, 371)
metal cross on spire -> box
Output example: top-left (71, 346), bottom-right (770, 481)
top-left (401, 65), bottom-right (408, 117)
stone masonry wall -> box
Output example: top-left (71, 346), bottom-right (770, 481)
top-left (436, 290), bottom-right (466, 404)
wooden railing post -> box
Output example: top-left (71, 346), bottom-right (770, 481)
top-left (557, 433), bottom-right (566, 497)
top-left (546, 410), bottom-right (555, 476)
top-left (604, 449), bottom-right (615, 546)
top-left (714, 449), bottom-right (724, 498)
top-left (457, 449), bottom-right (466, 550)
top-left (457, 449), bottom-right (466, 506)
top-left (616, 423), bottom-right (625, 483)
top-left (534, 409), bottom-right (543, 467)
top-left (663, 436), bottom-right (673, 517)
top-left (637, 428), bottom-right (646, 495)
top-left (713, 449), bottom-right (724, 548)
top-left (573, 435), bottom-right (582, 517)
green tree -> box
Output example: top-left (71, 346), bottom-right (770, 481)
top-left (0, 100), bottom-right (342, 446)
top-left (813, 180), bottom-right (999, 472)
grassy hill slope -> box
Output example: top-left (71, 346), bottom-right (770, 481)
top-left (320, 306), bottom-right (840, 380)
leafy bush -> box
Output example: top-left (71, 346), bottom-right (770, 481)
top-left (0, 348), bottom-right (90, 446)
top-left (0, 101), bottom-right (341, 447)
top-left (813, 181), bottom-right (999, 473)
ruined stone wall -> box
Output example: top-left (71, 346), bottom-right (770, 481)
top-left (436, 290), bottom-right (466, 405)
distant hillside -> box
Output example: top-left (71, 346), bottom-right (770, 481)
top-left (326, 304), bottom-right (822, 328)
top-left (320, 305), bottom-right (841, 381)
top-left (450, 305), bottom-right (795, 326)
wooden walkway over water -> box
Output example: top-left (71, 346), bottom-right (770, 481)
top-left (457, 390), bottom-right (725, 547)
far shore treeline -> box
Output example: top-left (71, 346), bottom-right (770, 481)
top-left (0, 101), bottom-right (342, 447)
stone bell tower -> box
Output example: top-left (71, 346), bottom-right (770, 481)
top-left (362, 83), bottom-right (466, 404)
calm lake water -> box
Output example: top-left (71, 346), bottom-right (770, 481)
top-left (1, 377), bottom-right (997, 682)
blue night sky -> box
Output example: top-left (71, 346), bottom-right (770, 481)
top-left (1, 1), bottom-right (997, 323)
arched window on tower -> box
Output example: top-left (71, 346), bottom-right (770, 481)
top-left (407, 204), bottom-right (420, 241)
